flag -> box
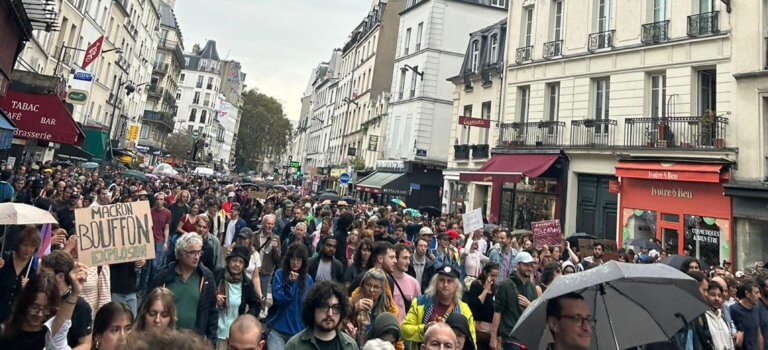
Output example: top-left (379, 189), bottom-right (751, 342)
top-left (37, 206), bottom-right (54, 260)
top-left (82, 36), bottom-right (104, 70)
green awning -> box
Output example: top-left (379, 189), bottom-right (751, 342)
top-left (83, 129), bottom-right (110, 162)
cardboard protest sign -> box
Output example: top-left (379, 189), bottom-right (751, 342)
top-left (462, 208), bottom-right (483, 234)
top-left (531, 220), bottom-right (563, 249)
top-left (76, 201), bottom-right (155, 266)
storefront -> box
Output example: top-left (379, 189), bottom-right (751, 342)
top-left (355, 160), bottom-right (443, 209)
top-left (616, 161), bottom-right (732, 267)
top-left (724, 182), bottom-right (768, 269)
top-left (459, 152), bottom-right (567, 228)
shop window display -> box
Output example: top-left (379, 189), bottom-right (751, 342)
top-left (511, 178), bottom-right (558, 230)
top-left (684, 215), bottom-right (729, 268)
top-left (621, 209), bottom-right (657, 245)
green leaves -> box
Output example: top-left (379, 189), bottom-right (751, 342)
top-left (235, 89), bottom-right (292, 172)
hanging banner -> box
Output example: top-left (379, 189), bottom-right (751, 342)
top-left (75, 201), bottom-right (155, 266)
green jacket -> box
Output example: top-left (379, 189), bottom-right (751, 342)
top-left (285, 328), bottom-right (358, 350)
top-left (494, 273), bottom-right (537, 341)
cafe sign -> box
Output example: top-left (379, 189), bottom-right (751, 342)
top-left (458, 116), bottom-right (490, 128)
top-left (376, 160), bottom-right (411, 173)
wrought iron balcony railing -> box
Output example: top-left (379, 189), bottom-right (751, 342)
top-left (498, 121), bottom-right (565, 147)
top-left (588, 30), bottom-right (614, 51)
top-left (543, 40), bottom-right (563, 58)
top-left (454, 145), bottom-right (469, 160)
top-left (687, 11), bottom-right (719, 37)
top-left (515, 46), bottom-right (533, 64)
top-left (624, 115), bottom-right (728, 149)
top-left (471, 144), bottom-right (489, 159)
top-left (641, 20), bottom-right (669, 44)
top-left (570, 119), bottom-right (617, 147)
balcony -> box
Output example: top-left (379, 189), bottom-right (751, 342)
top-left (147, 86), bottom-right (163, 98)
top-left (588, 30), bottom-right (614, 51)
top-left (624, 115), bottom-right (728, 149)
top-left (515, 46), bottom-right (533, 64)
top-left (641, 20), bottom-right (669, 44)
top-left (471, 144), bottom-right (489, 159)
top-left (543, 40), bottom-right (563, 58)
top-left (570, 119), bottom-right (617, 147)
top-left (142, 110), bottom-right (174, 131)
top-left (153, 62), bottom-right (168, 74)
top-left (688, 11), bottom-right (719, 37)
top-left (454, 145), bottom-right (469, 160)
top-left (498, 121), bottom-right (565, 147)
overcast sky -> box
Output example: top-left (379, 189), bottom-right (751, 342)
top-left (174, 0), bottom-right (372, 122)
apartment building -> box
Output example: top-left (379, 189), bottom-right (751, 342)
top-left (218, 59), bottom-right (246, 165)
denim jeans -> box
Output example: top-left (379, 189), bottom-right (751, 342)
top-left (267, 329), bottom-right (291, 350)
top-left (111, 292), bottom-right (137, 317)
top-left (259, 274), bottom-right (271, 298)
top-left (152, 242), bottom-right (165, 273)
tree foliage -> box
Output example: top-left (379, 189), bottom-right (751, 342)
top-left (235, 89), bottom-right (292, 172)
top-left (165, 131), bottom-right (193, 161)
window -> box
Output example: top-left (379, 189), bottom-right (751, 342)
top-left (699, 0), bottom-right (715, 13)
top-left (404, 28), bottom-right (411, 55)
top-left (653, 0), bottom-right (667, 22)
top-left (398, 69), bottom-right (406, 100)
top-left (189, 108), bottom-right (197, 121)
top-left (471, 41), bottom-right (480, 72)
top-left (553, 0), bottom-right (564, 41)
top-left (489, 34), bottom-right (499, 63)
top-left (415, 22), bottom-right (424, 51)
top-left (650, 73), bottom-right (666, 118)
top-left (193, 91), bottom-right (200, 104)
top-left (546, 83), bottom-right (560, 122)
top-left (597, 0), bottom-right (612, 33)
top-left (481, 101), bottom-right (491, 144)
top-left (491, 0), bottom-right (506, 7)
top-left (518, 86), bottom-right (530, 123)
top-left (523, 7), bottom-right (534, 46)
top-left (139, 125), bottom-right (149, 139)
top-left (204, 92), bottom-right (211, 106)
top-left (207, 77), bottom-right (213, 90)
top-left (176, 91), bottom-right (181, 100)
top-left (200, 110), bottom-right (207, 123)
top-left (462, 105), bottom-right (472, 143)
top-left (179, 73), bottom-right (185, 83)
top-left (410, 66), bottom-right (418, 98)
top-left (196, 76), bottom-right (203, 88)
top-left (698, 69), bottom-right (716, 114)
top-left (594, 78), bottom-right (610, 123)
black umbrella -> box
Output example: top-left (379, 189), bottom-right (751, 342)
top-left (324, 189), bottom-right (339, 194)
top-left (315, 192), bottom-right (342, 202)
top-left (342, 196), bottom-right (357, 204)
top-left (625, 238), bottom-right (662, 251)
top-left (419, 206), bottom-right (441, 218)
top-left (660, 255), bottom-right (711, 273)
top-left (565, 232), bottom-right (598, 248)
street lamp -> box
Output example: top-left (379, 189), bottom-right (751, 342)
top-left (401, 64), bottom-right (424, 80)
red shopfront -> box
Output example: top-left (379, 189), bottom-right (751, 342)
top-left (616, 161), bottom-right (732, 267)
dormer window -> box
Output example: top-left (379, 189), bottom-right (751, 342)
top-left (471, 40), bottom-right (480, 72)
top-left (489, 34), bottom-right (499, 63)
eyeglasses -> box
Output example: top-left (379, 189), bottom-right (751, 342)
top-left (559, 314), bottom-right (596, 328)
top-left (317, 304), bottom-right (342, 315)
top-left (184, 250), bottom-right (203, 257)
top-left (364, 283), bottom-right (383, 292)
top-left (28, 305), bottom-right (55, 316)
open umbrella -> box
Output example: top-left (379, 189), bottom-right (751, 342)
top-left (315, 192), bottom-right (342, 202)
top-left (512, 261), bottom-right (709, 350)
top-left (403, 208), bottom-right (421, 218)
top-left (152, 163), bottom-right (177, 177)
top-left (419, 206), bottom-right (441, 217)
top-left (82, 162), bottom-right (99, 169)
top-left (0, 203), bottom-right (58, 225)
top-left (122, 170), bottom-right (147, 182)
top-left (390, 198), bottom-right (407, 208)
top-left (342, 196), bottom-right (357, 204)
top-left (566, 232), bottom-right (599, 250)
top-left (660, 255), bottom-right (711, 273)
top-left (625, 238), bottom-right (662, 251)
top-left (49, 161), bottom-right (73, 168)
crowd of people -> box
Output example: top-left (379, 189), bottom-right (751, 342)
top-left (0, 162), bottom-right (766, 350)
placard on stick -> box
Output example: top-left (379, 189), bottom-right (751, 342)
top-left (76, 201), bottom-right (155, 266)
top-left (531, 220), bottom-right (563, 249)
top-left (462, 208), bottom-right (484, 234)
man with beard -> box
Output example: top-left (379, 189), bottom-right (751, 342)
top-left (55, 191), bottom-right (79, 235)
top-left (581, 242), bottom-right (604, 268)
top-left (285, 280), bottom-right (356, 350)
top-left (150, 193), bottom-right (172, 274)
top-left (281, 206), bottom-right (306, 243)
top-left (375, 219), bottom-right (397, 244)
top-left (546, 293), bottom-right (594, 350)
top-left (308, 236), bottom-right (345, 283)
top-left (349, 241), bottom-right (397, 294)
top-left (214, 245), bottom-right (261, 348)
top-left (489, 231), bottom-right (517, 284)
top-left (705, 280), bottom-right (736, 350)
top-left (402, 264), bottom-right (476, 345)
top-left (393, 243), bottom-right (421, 323)
top-left (491, 251), bottom-right (537, 350)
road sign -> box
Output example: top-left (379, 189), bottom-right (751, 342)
top-left (192, 130), bottom-right (200, 138)
top-left (339, 173), bottom-right (350, 184)
top-left (66, 89), bottom-right (89, 105)
top-left (126, 124), bottom-right (139, 142)
top-left (289, 161), bottom-right (300, 168)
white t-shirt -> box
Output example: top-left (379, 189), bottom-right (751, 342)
top-left (246, 250), bottom-right (262, 280)
top-left (224, 220), bottom-right (237, 247)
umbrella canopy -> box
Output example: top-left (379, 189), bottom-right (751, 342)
top-left (565, 232), bottom-right (599, 250)
top-left (403, 208), bottom-right (421, 218)
top-left (82, 162), bottom-right (99, 169)
top-left (0, 203), bottom-right (58, 225)
top-left (152, 163), bottom-right (177, 177)
top-left (625, 238), bottom-right (662, 251)
top-left (122, 170), bottom-right (147, 182)
top-left (512, 261), bottom-right (708, 350)
top-left (145, 173), bottom-right (158, 180)
top-left (660, 255), bottom-right (710, 273)
top-left (315, 192), bottom-right (342, 202)
top-left (419, 206), bottom-right (441, 217)
top-left (342, 196), bottom-right (357, 204)
top-left (391, 198), bottom-right (407, 208)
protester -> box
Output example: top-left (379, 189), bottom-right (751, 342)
top-left (488, 230), bottom-right (517, 284)
top-left (0, 225), bottom-right (40, 323)
top-left (284, 280), bottom-right (357, 350)
top-left (147, 232), bottom-right (218, 346)
top-left (266, 243), bottom-right (313, 350)
top-left (227, 314), bottom-right (265, 350)
top-left (120, 329), bottom-right (209, 350)
top-left (92, 301), bottom-right (134, 350)
top-left (409, 235), bottom-right (436, 292)
top-left (133, 287), bottom-right (176, 333)
top-left (224, 204), bottom-right (247, 247)
top-left (545, 292), bottom-right (594, 350)
top-left (536, 261), bottom-right (561, 296)
top-left (463, 262), bottom-right (498, 348)
top-left (491, 251), bottom-right (537, 350)
top-left (345, 237), bottom-right (374, 287)
top-left (41, 249), bottom-right (93, 348)
top-left (462, 230), bottom-right (489, 279)
top-left (350, 268), bottom-right (401, 349)
top-left (365, 312), bottom-right (400, 348)
top-left (254, 213), bottom-right (280, 298)
top-left (730, 280), bottom-right (763, 350)
top-left (213, 244), bottom-right (261, 347)
top-left (391, 243), bottom-right (421, 323)
top-left (420, 322), bottom-right (458, 350)
top-left (177, 200), bottom-right (202, 236)
top-left (705, 280), bottom-right (736, 350)
top-left (446, 312), bottom-right (476, 350)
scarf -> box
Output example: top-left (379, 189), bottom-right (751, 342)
top-left (218, 270), bottom-right (243, 314)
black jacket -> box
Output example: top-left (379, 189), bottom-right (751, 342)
top-left (213, 268), bottom-right (261, 317)
top-left (147, 262), bottom-right (218, 345)
top-left (307, 256), bottom-right (345, 284)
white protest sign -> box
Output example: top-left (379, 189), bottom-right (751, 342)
top-left (462, 208), bottom-right (484, 234)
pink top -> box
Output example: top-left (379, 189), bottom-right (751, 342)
top-left (392, 273), bottom-right (421, 323)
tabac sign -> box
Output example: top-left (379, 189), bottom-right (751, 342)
top-left (458, 116), bottom-right (490, 128)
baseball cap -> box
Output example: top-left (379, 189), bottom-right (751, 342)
top-left (515, 251), bottom-right (535, 265)
top-left (446, 230), bottom-right (460, 240)
top-left (237, 227), bottom-right (253, 240)
top-left (419, 227), bottom-right (434, 236)
top-left (435, 264), bottom-right (460, 279)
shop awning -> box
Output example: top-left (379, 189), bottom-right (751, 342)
top-left (83, 128), bottom-right (110, 162)
top-left (355, 171), bottom-right (410, 196)
top-left (55, 144), bottom-right (93, 162)
top-left (459, 154), bottom-right (559, 183)
top-left (0, 109), bottom-right (16, 150)
top-left (0, 90), bottom-right (85, 145)
top-left (616, 161), bottom-right (729, 183)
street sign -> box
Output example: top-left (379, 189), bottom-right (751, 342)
top-left (339, 173), bottom-right (350, 184)
top-left (289, 161), bottom-right (300, 168)
top-left (66, 89), bottom-right (89, 105)
top-left (192, 130), bottom-right (200, 138)
top-left (126, 124), bottom-right (139, 142)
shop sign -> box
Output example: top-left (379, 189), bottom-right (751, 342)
top-left (289, 161), bottom-right (301, 168)
top-left (458, 116), bottom-right (491, 128)
top-left (410, 183), bottom-right (421, 190)
top-left (330, 168), bottom-right (343, 177)
top-left (66, 89), bottom-right (89, 105)
top-left (376, 160), bottom-right (410, 173)
top-left (650, 186), bottom-right (693, 199)
top-left (382, 188), bottom-right (409, 196)
top-left (691, 227), bottom-right (720, 244)
top-left (0, 90), bottom-right (83, 145)
top-left (368, 135), bottom-right (379, 151)
top-left (416, 149), bottom-right (428, 157)
top-left (531, 220), bottom-right (563, 249)
top-left (609, 180), bottom-right (620, 194)
top-left (356, 185), bottom-right (382, 194)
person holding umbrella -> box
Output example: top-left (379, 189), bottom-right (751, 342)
top-left (491, 251), bottom-right (538, 350)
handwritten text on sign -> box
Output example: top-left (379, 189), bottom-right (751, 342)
top-left (76, 201), bottom-right (155, 266)
top-left (462, 208), bottom-right (484, 235)
top-left (531, 219), bottom-right (563, 249)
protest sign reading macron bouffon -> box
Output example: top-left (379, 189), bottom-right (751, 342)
top-left (76, 201), bottom-right (155, 266)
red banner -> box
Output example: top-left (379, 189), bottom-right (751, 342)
top-left (0, 90), bottom-right (84, 145)
top-left (531, 219), bottom-right (563, 249)
top-left (458, 116), bottom-right (490, 128)
top-left (81, 36), bottom-right (104, 70)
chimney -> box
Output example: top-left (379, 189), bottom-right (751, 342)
top-left (192, 43), bottom-right (201, 55)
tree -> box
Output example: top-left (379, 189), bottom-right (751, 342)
top-left (235, 89), bottom-right (292, 172)
top-left (165, 131), bottom-right (193, 161)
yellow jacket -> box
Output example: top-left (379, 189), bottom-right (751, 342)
top-left (401, 294), bottom-right (476, 345)
top-left (350, 283), bottom-right (404, 350)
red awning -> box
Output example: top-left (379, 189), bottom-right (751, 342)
top-left (615, 161), bottom-right (729, 183)
top-left (459, 154), bottom-right (559, 183)
top-left (0, 90), bottom-right (85, 146)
